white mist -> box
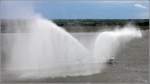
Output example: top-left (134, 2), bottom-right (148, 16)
top-left (0, 0), bottom-right (143, 80)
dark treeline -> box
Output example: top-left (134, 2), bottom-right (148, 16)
top-left (53, 19), bottom-right (149, 31)
top-left (0, 19), bottom-right (149, 33)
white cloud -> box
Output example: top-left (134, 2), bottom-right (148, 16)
top-left (134, 4), bottom-right (147, 9)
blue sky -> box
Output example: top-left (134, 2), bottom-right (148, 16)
top-left (34, 0), bottom-right (149, 19)
top-left (0, 0), bottom-right (149, 19)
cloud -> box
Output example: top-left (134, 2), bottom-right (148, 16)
top-left (134, 4), bottom-right (147, 9)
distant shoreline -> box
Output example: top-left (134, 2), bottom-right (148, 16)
top-left (1, 19), bottom-right (149, 33)
top-left (53, 19), bottom-right (149, 32)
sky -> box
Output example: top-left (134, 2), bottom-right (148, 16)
top-left (0, 0), bottom-right (149, 19)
